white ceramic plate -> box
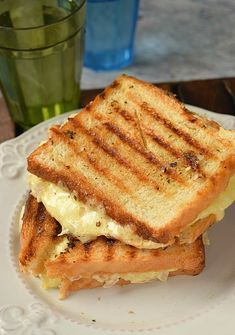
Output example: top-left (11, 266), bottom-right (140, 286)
top-left (0, 105), bottom-right (235, 335)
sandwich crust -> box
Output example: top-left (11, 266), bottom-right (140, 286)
top-left (27, 75), bottom-right (235, 244)
top-left (19, 193), bottom-right (62, 274)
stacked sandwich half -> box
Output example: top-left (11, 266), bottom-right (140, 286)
top-left (19, 75), bottom-right (235, 299)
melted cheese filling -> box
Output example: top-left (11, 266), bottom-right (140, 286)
top-left (194, 174), bottom-right (235, 222)
top-left (41, 270), bottom-right (173, 290)
top-left (29, 174), bottom-right (235, 249)
top-left (92, 270), bottom-right (173, 288)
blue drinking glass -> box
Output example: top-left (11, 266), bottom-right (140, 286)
top-left (84, 0), bottom-right (139, 71)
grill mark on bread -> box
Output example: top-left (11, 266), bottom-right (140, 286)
top-left (140, 102), bottom-right (214, 158)
top-left (90, 136), bottom-right (152, 186)
top-left (104, 122), bottom-right (186, 184)
top-left (35, 202), bottom-right (46, 233)
top-left (106, 239), bottom-right (116, 261)
top-left (90, 135), bottom-right (162, 190)
top-left (23, 192), bottom-right (31, 215)
top-left (20, 196), bottom-right (37, 265)
top-left (83, 241), bottom-right (92, 260)
top-left (118, 108), bottom-right (134, 122)
top-left (35, 204), bottom-right (46, 236)
top-left (144, 129), bottom-right (181, 158)
top-left (104, 122), bottom-right (163, 168)
top-left (22, 240), bottom-right (35, 265)
top-left (32, 197), bottom-right (61, 237)
top-left (148, 133), bottom-right (205, 177)
top-left (115, 107), bottom-right (182, 159)
top-left (111, 107), bottom-right (206, 177)
top-left (50, 127), bottom-right (131, 195)
top-left (127, 247), bottom-right (137, 260)
top-left (152, 249), bottom-right (161, 257)
top-left (86, 154), bottom-right (130, 194)
top-left (70, 117), bottom-right (162, 192)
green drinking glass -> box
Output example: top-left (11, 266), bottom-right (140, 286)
top-left (0, 0), bottom-right (86, 130)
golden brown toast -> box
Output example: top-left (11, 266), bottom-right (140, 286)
top-left (19, 195), bottom-right (205, 299)
top-left (27, 75), bottom-right (235, 247)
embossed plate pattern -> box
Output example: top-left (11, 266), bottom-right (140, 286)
top-left (0, 105), bottom-right (235, 335)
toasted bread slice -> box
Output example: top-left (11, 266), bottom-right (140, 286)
top-left (19, 195), bottom-right (205, 299)
top-left (27, 173), bottom-right (216, 249)
top-left (27, 75), bottom-right (235, 246)
top-left (46, 236), bottom-right (205, 278)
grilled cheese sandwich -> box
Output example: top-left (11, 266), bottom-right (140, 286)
top-left (20, 75), bottom-right (235, 298)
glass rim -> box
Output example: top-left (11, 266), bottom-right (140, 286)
top-left (0, 0), bottom-right (86, 32)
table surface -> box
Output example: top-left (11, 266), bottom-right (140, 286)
top-left (1, 77), bottom-right (235, 144)
top-left (81, 1), bottom-right (235, 89)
